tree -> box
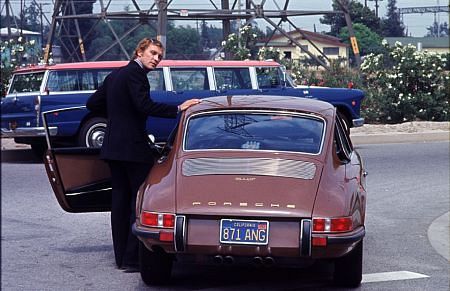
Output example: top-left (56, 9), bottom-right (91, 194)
top-left (320, 0), bottom-right (381, 37)
top-left (426, 21), bottom-right (449, 37)
top-left (167, 24), bottom-right (204, 59)
top-left (21, 2), bottom-right (40, 31)
top-left (200, 20), bottom-right (210, 49)
top-left (339, 23), bottom-right (384, 58)
top-left (381, 0), bottom-right (405, 37)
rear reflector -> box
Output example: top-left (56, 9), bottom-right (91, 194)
top-left (312, 236), bottom-right (327, 247)
top-left (159, 231), bottom-right (174, 242)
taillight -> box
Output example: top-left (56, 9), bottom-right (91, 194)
top-left (141, 211), bottom-right (175, 228)
top-left (312, 217), bottom-right (353, 232)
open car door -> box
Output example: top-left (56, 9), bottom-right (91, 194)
top-left (43, 107), bottom-right (111, 212)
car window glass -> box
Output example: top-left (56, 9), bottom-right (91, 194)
top-left (334, 116), bottom-right (352, 161)
top-left (185, 112), bottom-right (324, 154)
top-left (256, 67), bottom-right (283, 89)
top-left (9, 72), bottom-right (45, 93)
top-left (171, 68), bottom-right (208, 91)
top-left (147, 69), bottom-right (165, 91)
top-left (47, 70), bottom-right (79, 91)
top-left (81, 71), bottom-right (95, 90)
top-left (214, 68), bottom-right (252, 90)
top-left (97, 70), bottom-right (112, 88)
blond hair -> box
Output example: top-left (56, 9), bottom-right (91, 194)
top-left (132, 38), bottom-right (164, 60)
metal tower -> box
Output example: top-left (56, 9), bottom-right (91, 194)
top-left (42, 0), bottom-right (361, 69)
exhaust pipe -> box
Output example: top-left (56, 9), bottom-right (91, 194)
top-left (213, 255), bottom-right (223, 264)
top-left (223, 255), bottom-right (234, 264)
top-left (264, 256), bottom-right (275, 266)
top-left (252, 256), bottom-right (263, 266)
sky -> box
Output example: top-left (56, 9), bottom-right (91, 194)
top-left (2, 0), bottom-right (449, 37)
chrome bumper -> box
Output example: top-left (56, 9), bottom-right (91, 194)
top-left (352, 118), bottom-right (365, 127)
top-left (1, 127), bottom-right (58, 138)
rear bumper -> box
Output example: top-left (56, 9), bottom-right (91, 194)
top-left (1, 127), bottom-right (58, 138)
top-left (327, 226), bottom-right (365, 245)
top-left (352, 118), bottom-right (364, 127)
top-left (133, 221), bottom-right (365, 260)
top-left (132, 223), bottom-right (160, 240)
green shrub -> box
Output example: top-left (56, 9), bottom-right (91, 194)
top-left (290, 58), bottom-right (363, 89)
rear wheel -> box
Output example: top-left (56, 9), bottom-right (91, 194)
top-left (139, 242), bottom-right (173, 286)
top-left (78, 117), bottom-right (107, 148)
top-left (333, 240), bottom-right (363, 287)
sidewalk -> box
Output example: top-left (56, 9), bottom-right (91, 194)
top-left (351, 121), bottom-right (449, 144)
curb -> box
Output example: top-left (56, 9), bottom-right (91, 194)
top-left (351, 131), bottom-right (449, 145)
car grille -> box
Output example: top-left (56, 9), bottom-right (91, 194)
top-left (182, 157), bottom-right (316, 180)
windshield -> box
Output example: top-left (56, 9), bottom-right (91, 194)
top-left (9, 72), bottom-right (45, 94)
top-left (184, 111), bottom-right (325, 154)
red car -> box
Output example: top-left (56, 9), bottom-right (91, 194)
top-left (44, 95), bottom-right (367, 287)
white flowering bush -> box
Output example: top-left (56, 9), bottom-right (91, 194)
top-left (222, 25), bottom-right (259, 60)
top-left (1, 37), bottom-right (42, 96)
top-left (257, 46), bottom-right (284, 61)
top-left (361, 41), bottom-right (449, 123)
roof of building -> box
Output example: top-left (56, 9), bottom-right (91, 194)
top-left (257, 29), bottom-right (347, 47)
top-left (0, 28), bottom-right (40, 36)
top-left (384, 37), bottom-right (450, 49)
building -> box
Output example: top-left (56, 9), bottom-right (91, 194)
top-left (384, 37), bottom-right (450, 54)
top-left (256, 29), bottom-right (349, 63)
top-left (0, 28), bottom-right (41, 46)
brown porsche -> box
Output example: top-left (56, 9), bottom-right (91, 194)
top-left (44, 95), bottom-right (367, 287)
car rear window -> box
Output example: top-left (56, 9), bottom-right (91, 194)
top-left (9, 72), bottom-right (45, 93)
top-left (184, 111), bottom-right (325, 154)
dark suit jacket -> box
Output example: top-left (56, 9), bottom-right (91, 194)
top-left (86, 61), bottom-right (178, 162)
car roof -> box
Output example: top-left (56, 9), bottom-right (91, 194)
top-left (12, 60), bottom-right (280, 73)
top-left (187, 95), bottom-right (335, 116)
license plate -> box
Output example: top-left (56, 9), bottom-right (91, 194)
top-left (220, 219), bottom-right (269, 245)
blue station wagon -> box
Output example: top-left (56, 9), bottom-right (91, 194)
top-left (1, 60), bottom-right (365, 156)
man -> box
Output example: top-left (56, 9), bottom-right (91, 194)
top-left (86, 38), bottom-right (200, 272)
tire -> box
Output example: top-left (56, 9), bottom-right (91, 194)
top-left (31, 143), bottom-right (47, 158)
top-left (333, 240), bottom-right (363, 287)
top-left (78, 117), bottom-right (107, 148)
top-left (139, 242), bottom-right (174, 286)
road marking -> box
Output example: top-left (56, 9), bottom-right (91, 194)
top-left (362, 271), bottom-right (429, 283)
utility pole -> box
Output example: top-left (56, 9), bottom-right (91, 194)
top-left (336, 0), bottom-right (361, 68)
top-left (368, 0), bottom-right (384, 18)
top-left (5, 0), bottom-right (12, 38)
top-left (157, 0), bottom-right (168, 54)
top-left (221, 0), bottom-right (231, 59)
top-left (39, 3), bottom-right (44, 48)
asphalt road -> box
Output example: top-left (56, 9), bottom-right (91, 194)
top-left (1, 141), bottom-right (449, 290)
